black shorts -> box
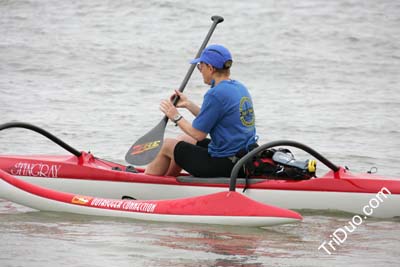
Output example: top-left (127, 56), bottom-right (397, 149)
top-left (174, 139), bottom-right (236, 178)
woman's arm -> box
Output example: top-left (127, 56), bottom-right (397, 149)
top-left (175, 118), bottom-right (207, 141)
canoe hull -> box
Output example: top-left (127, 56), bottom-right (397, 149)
top-left (1, 154), bottom-right (399, 218)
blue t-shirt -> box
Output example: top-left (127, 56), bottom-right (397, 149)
top-left (193, 80), bottom-right (256, 157)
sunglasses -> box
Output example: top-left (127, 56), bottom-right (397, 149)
top-left (196, 62), bottom-right (212, 72)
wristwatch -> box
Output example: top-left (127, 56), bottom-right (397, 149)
top-left (172, 114), bottom-right (183, 126)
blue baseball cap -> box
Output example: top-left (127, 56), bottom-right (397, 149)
top-left (190, 44), bottom-right (233, 69)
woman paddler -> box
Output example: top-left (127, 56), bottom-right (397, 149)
top-left (145, 44), bottom-right (257, 177)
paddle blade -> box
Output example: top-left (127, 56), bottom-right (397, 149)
top-left (125, 118), bottom-right (167, 165)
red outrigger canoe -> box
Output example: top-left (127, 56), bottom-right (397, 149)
top-left (1, 122), bottom-right (399, 223)
top-left (0, 123), bottom-right (306, 227)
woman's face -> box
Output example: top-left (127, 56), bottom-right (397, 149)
top-left (197, 62), bottom-right (214, 85)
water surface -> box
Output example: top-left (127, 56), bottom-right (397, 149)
top-left (1, 0), bottom-right (399, 266)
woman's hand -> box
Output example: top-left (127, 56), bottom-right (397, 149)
top-left (170, 90), bottom-right (189, 108)
top-left (169, 90), bottom-right (200, 116)
top-left (160, 99), bottom-right (179, 120)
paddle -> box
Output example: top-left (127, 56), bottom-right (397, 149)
top-left (125, 15), bottom-right (224, 165)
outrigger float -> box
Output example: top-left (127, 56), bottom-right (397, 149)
top-left (0, 168), bottom-right (302, 227)
top-left (0, 122), bottom-right (399, 224)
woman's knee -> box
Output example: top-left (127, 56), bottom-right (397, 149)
top-left (176, 134), bottom-right (197, 144)
top-left (161, 138), bottom-right (180, 156)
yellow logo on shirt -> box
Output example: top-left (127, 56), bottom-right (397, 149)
top-left (239, 97), bottom-right (255, 127)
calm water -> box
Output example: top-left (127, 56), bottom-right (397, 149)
top-left (1, 0), bottom-right (399, 266)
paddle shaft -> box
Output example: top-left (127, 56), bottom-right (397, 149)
top-left (171, 15), bottom-right (224, 107)
top-left (125, 16), bottom-right (224, 165)
top-left (159, 15), bottom-right (225, 125)
top-left (166, 16), bottom-right (224, 125)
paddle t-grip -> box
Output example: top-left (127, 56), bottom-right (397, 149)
top-left (211, 15), bottom-right (224, 23)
